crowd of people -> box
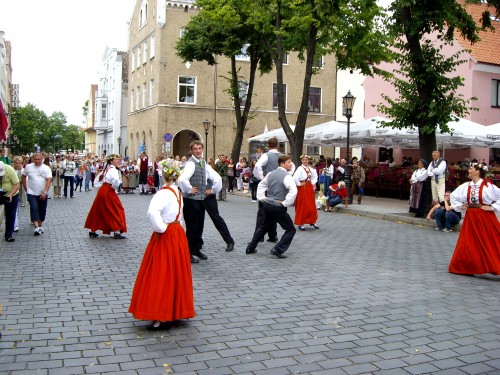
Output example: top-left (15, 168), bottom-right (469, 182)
top-left (1, 142), bottom-right (499, 331)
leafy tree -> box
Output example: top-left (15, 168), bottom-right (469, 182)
top-left (376, 0), bottom-right (481, 161)
top-left (82, 100), bottom-right (89, 122)
top-left (10, 103), bottom-right (49, 155)
top-left (176, 0), bottom-right (273, 162)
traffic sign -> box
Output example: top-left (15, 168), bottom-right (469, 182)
top-left (163, 132), bottom-right (173, 142)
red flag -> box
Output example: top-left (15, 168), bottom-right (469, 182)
top-left (0, 100), bottom-right (8, 141)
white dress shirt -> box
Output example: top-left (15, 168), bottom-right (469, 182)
top-left (257, 167), bottom-right (298, 207)
top-left (178, 156), bottom-right (222, 194)
top-left (293, 165), bottom-right (318, 186)
top-left (147, 184), bottom-right (184, 233)
top-left (254, 150), bottom-right (295, 180)
top-left (428, 158), bottom-right (447, 177)
top-left (450, 179), bottom-right (500, 212)
top-left (103, 165), bottom-right (121, 190)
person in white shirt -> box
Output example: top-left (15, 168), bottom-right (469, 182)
top-left (245, 155), bottom-right (298, 259)
top-left (21, 153), bottom-right (53, 236)
top-left (293, 155), bottom-right (319, 230)
top-left (84, 154), bottom-right (127, 239)
top-left (409, 159), bottom-right (429, 217)
top-left (427, 150), bottom-right (447, 204)
top-left (62, 154), bottom-right (77, 198)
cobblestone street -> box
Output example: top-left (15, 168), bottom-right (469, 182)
top-left (1, 189), bottom-right (499, 375)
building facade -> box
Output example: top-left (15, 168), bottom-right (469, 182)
top-left (127, 0), bottom-right (338, 159)
top-left (83, 84), bottom-right (98, 154)
top-left (94, 47), bottom-right (129, 157)
top-left (0, 30), bottom-right (13, 144)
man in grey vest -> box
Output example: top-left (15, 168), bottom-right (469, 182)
top-left (178, 141), bottom-right (219, 263)
top-left (246, 155), bottom-right (298, 258)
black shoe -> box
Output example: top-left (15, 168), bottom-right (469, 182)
top-left (190, 255), bottom-right (199, 263)
top-left (246, 247), bottom-right (257, 254)
top-left (146, 322), bottom-right (170, 331)
top-left (298, 226), bottom-right (306, 231)
top-left (114, 233), bottom-right (126, 239)
top-left (89, 232), bottom-right (99, 238)
top-left (310, 224), bottom-right (320, 229)
top-left (5, 238), bottom-right (15, 242)
top-left (267, 237), bottom-right (279, 243)
top-left (270, 248), bottom-right (287, 259)
top-left (226, 243), bottom-right (235, 252)
top-left (259, 238), bottom-right (264, 243)
top-left (193, 251), bottom-right (208, 260)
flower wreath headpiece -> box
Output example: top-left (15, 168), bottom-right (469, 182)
top-left (471, 162), bottom-right (488, 172)
top-left (300, 154), bottom-right (311, 160)
top-left (106, 154), bottom-right (121, 163)
top-left (159, 159), bottom-right (183, 179)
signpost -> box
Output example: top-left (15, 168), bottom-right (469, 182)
top-left (163, 132), bottom-right (173, 157)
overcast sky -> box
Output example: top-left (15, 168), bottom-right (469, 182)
top-left (1, 0), bottom-right (136, 125)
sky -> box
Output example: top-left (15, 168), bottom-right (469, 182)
top-left (0, 0), bottom-right (136, 125)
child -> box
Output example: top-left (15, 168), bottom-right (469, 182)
top-left (241, 162), bottom-right (250, 193)
top-left (316, 191), bottom-right (327, 210)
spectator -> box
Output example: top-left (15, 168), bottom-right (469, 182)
top-left (427, 190), bottom-right (461, 232)
top-left (0, 148), bottom-right (11, 165)
top-left (215, 155), bottom-right (229, 201)
top-left (350, 159), bottom-right (366, 205)
top-left (293, 155), bottom-right (319, 231)
top-left (409, 159), bottom-right (429, 218)
top-left (325, 180), bottom-right (349, 212)
top-left (322, 157), bottom-right (334, 194)
top-left (0, 161), bottom-right (20, 242)
top-left (62, 154), bottom-right (77, 198)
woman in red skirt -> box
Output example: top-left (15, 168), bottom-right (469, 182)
top-left (129, 159), bottom-right (195, 330)
top-left (84, 154), bottom-right (127, 239)
top-left (449, 163), bottom-right (500, 275)
top-left (293, 155), bottom-right (319, 231)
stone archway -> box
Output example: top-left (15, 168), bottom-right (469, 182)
top-left (173, 129), bottom-right (201, 158)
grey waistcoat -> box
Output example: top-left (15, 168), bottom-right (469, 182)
top-left (262, 152), bottom-right (279, 177)
top-left (263, 168), bottom-right (288, 206)
top-left (182, 157), bottom-right (207, 200)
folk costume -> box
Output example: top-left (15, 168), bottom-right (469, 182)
top-left (84, 163), bottom-right (127, 237)
top-left (409, 164), bottom-right (428, 217)
top-left (129, 185), bottom-right (195, 322)
top-left (428, 157), bottom-right (447, 203)
top-left (449, 178), bottom-right (500, 275)
top-left (293, 163), bottom-right (318, 229)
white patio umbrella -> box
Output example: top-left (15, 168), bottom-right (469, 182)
top-left (247, 125), bottom-right (295, 143)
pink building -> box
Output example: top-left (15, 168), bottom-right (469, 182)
top-left (363, 1), bottom-right (500, 164)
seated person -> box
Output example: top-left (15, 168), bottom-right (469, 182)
top-left (426, 190), bottom-right (462, 232)
top-left (325, 180), bottom-right (349, 212)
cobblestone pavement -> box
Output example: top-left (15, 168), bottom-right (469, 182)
top-left (1, 189), bottom-right (499, 375)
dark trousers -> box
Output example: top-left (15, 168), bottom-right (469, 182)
top-left (250, 180), bottom-right (260, 200)
top-left (435, 208), bottom-right (461, 230)
top-left (183, 198), bottom-right (205, 254)
top-left (248, 203), bottom-right (296, 254)
top-left (3, 194), bottom-right (19, 239)
top-left (27, 194), bottom-right (48, 223)
top-left (75, 176), bottom-right (83, 191)
top-left (228, 176), bottom-right (235, 192)
top-left (204, 194), bottom-right (234, 244)
top-left (63, 176), bottom-right (74, 197)
top-left (255, 201), bottom-right (277, 240)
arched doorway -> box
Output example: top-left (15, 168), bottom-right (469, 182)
top-left (173, 129), bottom-right (202, 158)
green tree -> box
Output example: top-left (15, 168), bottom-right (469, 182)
top-left (176, 0), bottom-right (273, 162)
top-left (250, 0), bottom-right (391, 164)
top-left (82, 100), bottom-right (89, 122)
top-left (10, 103), bottom-right (49, 155)
top-left (376, 0), bottom-right (480, 161)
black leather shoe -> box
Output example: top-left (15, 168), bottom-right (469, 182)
top-left (114, 233), bottom-right (126, 239)
top-left (89, 232), bottom-right (99, 238)
top-left (246, 247), bottom-right (257, 254)
top-left (190, 255), bottom-right (199, 263)
top-left (226, 243), bottom-right (235, 252)
top-left (5, 238), bottom-right (15, 242)
top-left (270, 248), bottom-right (287, 259)
top-left (146, 322), bottom-right (170, 331)
top-left (267, 237), bottom-right (279, 243)
top-left (193, 251), bottom-right (208, 260)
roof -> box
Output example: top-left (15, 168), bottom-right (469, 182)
top-left (454, 1), bottom-right (500, 66)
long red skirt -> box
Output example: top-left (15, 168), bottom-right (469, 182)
top-left (449, 208), bottom-right (500, 275)
top-left (294, 181), bottom-right (318, 225)
top-left (84, 183), bottom-right (127, 234)
top-left (129, 223), bottom-right (195, 321)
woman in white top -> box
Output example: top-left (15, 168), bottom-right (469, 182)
top-left (129, 159), bottom-right (195, 330)
top-left (293, 155), bottom-right (319, 230)
top-left (448, 163), bottom-right (500, 275)
top-left (409, 159), bottom-right (429, 217)
top-left (84, 154), bottom-right (127, 239)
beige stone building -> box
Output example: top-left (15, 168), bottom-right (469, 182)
top-left (83, 84), bottom-right (98, 154)
top-left (127, 0), bottom-right (337, 159)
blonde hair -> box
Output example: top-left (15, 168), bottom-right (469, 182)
top-left (160, 159), bottom-right (183, 183)
top-left (338, 181), bottom-right (346, 188)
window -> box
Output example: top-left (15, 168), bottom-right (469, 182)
top-left (179, 27), bottom-right (186, 38)
top-left (101, 103), bottom-right (107, 119)
top-left (137, 48), bottom-right (142, 69)
top-left (273, 83), bottom-right (287, 110)
top-left (150, 35), bottom-right (155, 59)
top-left (136, 86), bottom-right (140, 109)
top-left (492, 79), bottom-right (500, 107)
top-left (313, 55), bottom-right (324, 69)
top-left (110, 101), bottom-right (114, 120)
top-left (283, 53), bottom-right (289, 65)
top-left (236, 44), bottom-right (250, 61)
top-left (178, 76), bottom-right (196, 103)
top-left (143, 42), bottom-right (148, 64)
top-left (130, 89), bottom-right (134, 111)
top-left (150, 79), bottom-right (155, 104)
top-left (140, 0), bottom-right (148, 27)
top-left (131, 51), bottom-right (135, 71)
top-left (142, 83), bottom-right (147, 108)
top-left (306, 145), bottom-right (320, 155)
top-left (308, 87), bottom-right (321, 112)
top-left (238, 80), bottom-right (249, 107)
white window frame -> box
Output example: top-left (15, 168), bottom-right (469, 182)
top-left (150, 79), bottom-right (155, 104)
top-left (313, 55), bottom-right (324, 69)
top-left (238, 80), bottom-right (249, 108)
top-left (136, 86), bottom-right (140, 109)
top-left (143, 41), bottom-right (148, 64)
top-left (142, 83), bottom-right (147, 108)
top-left (137, 47), bottom-right (142, 69)
top-left (130, 89), bottom-right (134, 111)
top-left (308, 86), bottom-right (322, 113)
top-left (101, 103), bottom-right (107, 120)
top-left (306, 145), bottom-right (320, 156)
top-left (140, 0), bottom-right (148, 27)
top-left (131, 50), bottom-right (135, 72)
top-left (179, 27), bottom-right (186, 38)
top-left (150, 35), bottom-right (155, 59)
top-left (235, 44), bottom-right (250, 61)
top-left (177, 76), bottom-right (197, 104)
top-left (273, 83), bottom-right (287, 110)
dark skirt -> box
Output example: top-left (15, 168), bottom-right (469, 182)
top-left (409, 181), bottom-right (426, 217)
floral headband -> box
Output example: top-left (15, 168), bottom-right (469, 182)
top-left (106, 154), bottom-right (121, 162)
top-left (471, 163), bottom-right (488, 172)
top-left (159, 159), bottom-right (182, 178)
top-left (300, 154), bottom-right (311, 160)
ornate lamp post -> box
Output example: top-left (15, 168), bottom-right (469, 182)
top-left (202, 118), bottom-right (210, 159)
top-left (342, 90), bottom-right (356, 204)
top-left (117, 136), bottom-right (122, 154)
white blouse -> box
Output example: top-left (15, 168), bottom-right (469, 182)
top-left (410, 168), bottom-right (428, 183)
top-left (147, 184), bottom-right (184, 233)
top-left (294, 165), bottom-right (318, 186)
top-left (450, 179), bottom-right (500, 213)
top-left (103, 166), bottom-right (121, 190)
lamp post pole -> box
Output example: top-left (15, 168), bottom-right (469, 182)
top-left (342, 90), bottom-right (356, 204)
top-left (212, 123), bottom-right (217, 161)
top-left (117, 136), bottom-right (122, 155)
top-left (202, 118), bottom-right (210, 160)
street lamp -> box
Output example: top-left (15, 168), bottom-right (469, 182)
top-left (342, 90), bottom-right (356, 204)
top-left (117, 136), bottom-right (122, 154)
top-left (202, 118), bottom-right (210, 159)
top-left (212, 121), bottom-right (217, 161)
top-left (54, 134), bottom-right (62, 153)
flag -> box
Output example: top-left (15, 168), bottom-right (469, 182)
top-left (138, 142), bottom-right (145, 156)
top-left (0, 100), bottom-right (8, 141)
